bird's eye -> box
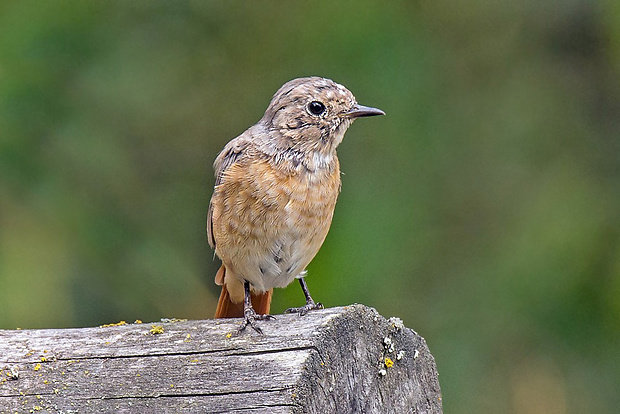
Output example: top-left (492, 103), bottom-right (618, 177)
top-left (307, 101), bottom-right (326, 116)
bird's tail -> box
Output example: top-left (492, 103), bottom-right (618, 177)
top-left (214, 265), bottom-right (273, 318)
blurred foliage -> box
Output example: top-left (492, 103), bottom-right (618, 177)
top-left (1, 1), bottom-right (620, 412)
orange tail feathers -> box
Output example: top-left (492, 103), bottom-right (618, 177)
top-left (214, 285), bottom-right (273, 318)
top-left (214, 266), bottom-right (272, 318)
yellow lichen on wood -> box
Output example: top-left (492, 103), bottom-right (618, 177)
top-left (100, 321), bottom-right (127, 328)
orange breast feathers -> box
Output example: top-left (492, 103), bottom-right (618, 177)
top-left (209, 156), bottom-right (341, 302)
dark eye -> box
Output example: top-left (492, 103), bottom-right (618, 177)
top-left (307, 101), bottom-right (326, 116)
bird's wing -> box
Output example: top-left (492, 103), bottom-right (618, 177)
top-left (207, 132), bottom-right (253, 249)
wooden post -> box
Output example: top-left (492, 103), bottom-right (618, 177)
top-left (0, 304), bottom-right (442, 413)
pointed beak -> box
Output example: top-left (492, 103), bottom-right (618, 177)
top-left (342, 104), bottom-right (385, 118)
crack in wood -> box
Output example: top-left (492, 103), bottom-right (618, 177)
top-left (87, 386), bottom-right (294, 400)
top-left (28, 345), bottom-right (319, 362)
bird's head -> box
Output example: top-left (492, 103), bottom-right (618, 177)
top-left (260, 77), bottom-right (384, 157)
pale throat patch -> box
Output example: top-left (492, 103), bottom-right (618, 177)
top-left (311, 151), bottom-right (334, 170)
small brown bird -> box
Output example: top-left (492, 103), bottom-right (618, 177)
top-left (207, 77), bottom-right (384, 332)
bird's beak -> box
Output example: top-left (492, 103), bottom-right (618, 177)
top-left (342, 104), bottom-right (385, 118)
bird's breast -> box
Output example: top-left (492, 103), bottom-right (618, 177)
top-left (212, 155), bottom-right (341, 290)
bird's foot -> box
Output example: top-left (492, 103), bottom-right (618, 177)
top-left (285, 301), bottom-right (324, 316)
top-left (238, 307), bottom-right (275, 334)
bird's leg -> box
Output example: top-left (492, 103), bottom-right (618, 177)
top-left (238, 281), bottom-right (275, 334)
top-left (285, 276), bottom-right (324, 316)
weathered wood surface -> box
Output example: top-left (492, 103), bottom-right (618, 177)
top-left (0, 304), bottom-right (442, 413)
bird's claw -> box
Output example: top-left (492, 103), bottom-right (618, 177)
top-left (285, 301), bottom-right (324, 316)
top-left (238, 309), bottom-right (275, 334)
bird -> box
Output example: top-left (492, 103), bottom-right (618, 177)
top-left (207, 76), bottom-right (384, 333)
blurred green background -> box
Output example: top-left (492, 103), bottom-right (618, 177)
top-left (1, 1), bottom-right (619, 412)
